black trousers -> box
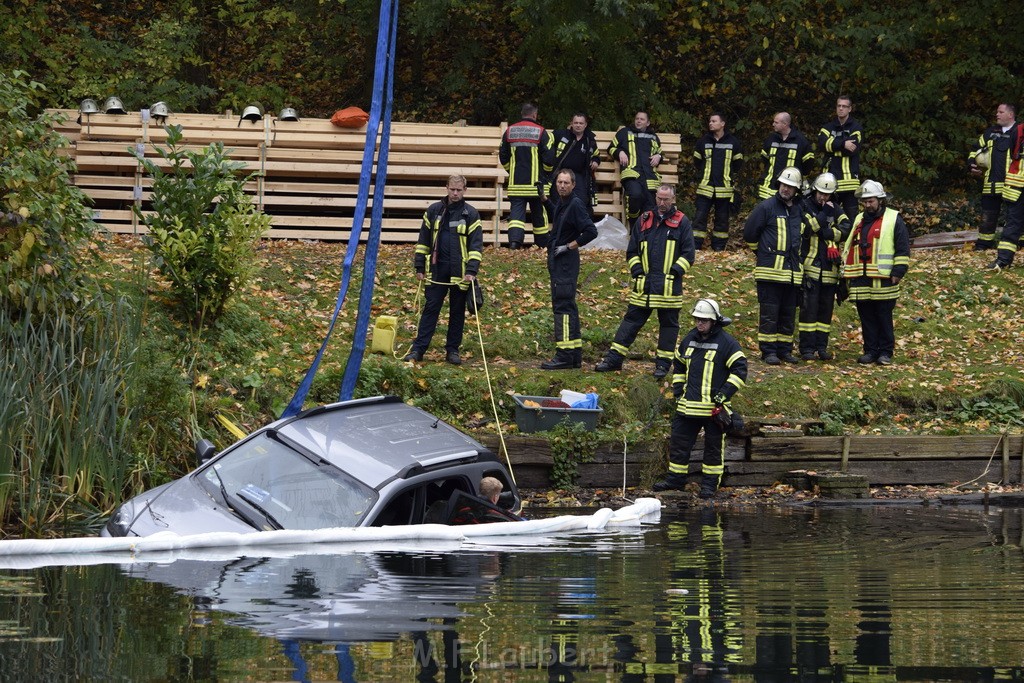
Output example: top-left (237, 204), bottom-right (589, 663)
top-left (668, 413), bottom-right (726, 483)
top-left (976, 192), bottom-right (1004, 248)
top-left (693, 196), bottom-right (731, 251)
top-left (622, 178), bottom-right (655, 223)
top-left (548, 250), bottom-right (582, 353)
top-left (855, 298), bottom-right (896, 357)
top-left (610, 304), bottom-right (679, 362)
top-left (798, 280), bottom-right (838, 354)
top-left (412, 282), bottom-right (469, 353)
top-left (508, 196), bottom-right (549, 247)
top-left (834, 190), bottom-right (859, 227)
top-left (756, 280), bottom-right (799, 357)
top-left (996, 195), bottom-right (1024, 265)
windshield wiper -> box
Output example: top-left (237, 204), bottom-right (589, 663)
top-left (207, 465), bottom-right (263, 531)
top-left (236, 489), bottom-right (284, 531)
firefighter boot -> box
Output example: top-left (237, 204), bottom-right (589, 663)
top-left (595, 351), bottom-right (624, 372)
top-left (698, 474), bottom-right (720, 499)
top-left (652, 474), bottom-right (688, 492)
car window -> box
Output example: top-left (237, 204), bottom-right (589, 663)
top-left (198, 434), bottom-right (377, 529)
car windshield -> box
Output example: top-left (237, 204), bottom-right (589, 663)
top-left (197, 433), bottom-right (377, 529)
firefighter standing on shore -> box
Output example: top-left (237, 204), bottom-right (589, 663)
top-left (743, 166), bottom-right (805, 365)
top-left (969, 103), bottom-right (1018, 251)
top-left (692, 112), bottom-right (744, 251)
top-left (608, 111), bottom-right (664, 225)
top-left (499, 103), bottom-right (553, 249)
top-left (653, 298), bottom-right (747, 498)
top-left (595, 184), bottom-right (695, 378)
top-left (798, 173), bottom-right (851, 360)
top-left (841, 179), bottom-right (911, 366)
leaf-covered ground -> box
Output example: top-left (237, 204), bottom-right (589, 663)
top-left (92, 228), bottom-right (1024, 480)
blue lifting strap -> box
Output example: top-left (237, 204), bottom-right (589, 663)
top-left (281, 0), bottom-right (399, 418)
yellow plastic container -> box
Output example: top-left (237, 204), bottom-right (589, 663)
top-left (370, 315), bottom-right (398, 354)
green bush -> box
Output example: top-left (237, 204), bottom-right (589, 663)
top-left (135, 124), bottom-right (271, 327)
top-left (0, 70), bottom-right (95, 317)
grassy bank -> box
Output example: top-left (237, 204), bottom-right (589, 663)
top-left (91, 227), bottom-right (1024, 485)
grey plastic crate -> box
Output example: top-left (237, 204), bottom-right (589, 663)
top-left (511, 394), bottom-right (602, 433)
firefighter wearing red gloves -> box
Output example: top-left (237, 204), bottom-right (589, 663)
top-left (653, 299), bottom-right (747, 498)
top-left (798, 173), bottom-right (851, 360)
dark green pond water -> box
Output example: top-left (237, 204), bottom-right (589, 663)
top-left (2, 504), bottom-right (1024, 682)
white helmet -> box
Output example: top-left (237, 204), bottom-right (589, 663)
top-left (691, 298), bottom-right (722, 320)
top-left (149, 101), bottom-right (170, 118)
top-left (777, 167), bottom-right (803, 189)
top-left (103, 96), bottom-right (126, 114)
top-left (813, 173), bottom-right (837, 194)
top-left (239, 104), bottom-right (264, 123)
top-left (79, 98), bottom-right (99, 114)
top-left (277, 107), bottom-right (299, 121)
top-left (974, 150), bottom-right (991, 170)
top-left (856, 179), bottom-right (886, 199)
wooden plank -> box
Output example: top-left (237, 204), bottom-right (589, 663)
top-left (749, 435), bottom-right (1023, 461)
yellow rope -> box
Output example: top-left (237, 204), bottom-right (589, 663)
top-left (467, 287), bottom-right (516, 486)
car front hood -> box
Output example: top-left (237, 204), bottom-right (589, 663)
top-left (112, 476), bottom-right (258, 537)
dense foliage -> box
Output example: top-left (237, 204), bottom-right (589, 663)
top-left (0, 70), bottom-right (95, 315)
top-left (134, 124), bottom-right (272, 327)
top-left (2, 1), bottom-right (1023, 192)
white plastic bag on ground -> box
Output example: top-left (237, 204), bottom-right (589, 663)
top-left (581, 214), bottom-right (628, 251)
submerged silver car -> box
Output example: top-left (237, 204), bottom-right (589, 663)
top-left (102, 396), bottom-right (520, 537)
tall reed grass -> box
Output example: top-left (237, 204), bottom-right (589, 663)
top-left (0, 287), bottom-right (143, 537)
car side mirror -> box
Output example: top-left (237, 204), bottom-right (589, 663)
top-left (195, 439), bottom-right (216, 465)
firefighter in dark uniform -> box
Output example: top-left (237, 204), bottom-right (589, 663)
top-left (608, 110), bottom-right (664, 225)
top-left (541, 169), bottom-right (598, 370)
top-left (744, 166), bottom-right (805, 365)
top-left (653, 298), bottom-right (747, 497)
top-left (405, 175), bottom-right (483, 366)
top-left (757, 112), bottom-right (816, 199)
top-left (595, 184), bottom-right (695, 378)
top-left (692, 112), bottom-right (744, 251)
top-left (991, 120), bottom-right (1024, 269)
top-left (798, 173), bottom-right (851, 360)
top-left (841, 180), bottom-right (911, 366)
top-left (499, 102), bottom-right (553, 249)
top-left (970, 103), bottom-right (1018, 250)
top-left (818, 95), bottom-right (864, 222)
top-left (547, 112), bottom-right (600, 212)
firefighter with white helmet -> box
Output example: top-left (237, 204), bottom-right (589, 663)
top-left (797, 173), bottom-right (851, 360)
top-left (653, 298), bottom-right (747, 498)
top-left (743, 166), bottom-right (805, 365)
top-left (840, 179), bottom-right (911, 365)
top-left (969, 103), bottom-right (1019, 250)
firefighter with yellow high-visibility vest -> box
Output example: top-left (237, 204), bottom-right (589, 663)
top-left (840, 180), bottom-right (911, 366)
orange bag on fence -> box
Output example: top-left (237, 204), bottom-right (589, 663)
top-left (331, 106), bottom-right (370, 128)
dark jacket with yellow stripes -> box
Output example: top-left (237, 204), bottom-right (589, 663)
top-left (818, 116), bottom-right (863, 193)
top-left (626, 208), bottom-right (695, 308)
top-left (608, 126), bottom-right (663, 190)
top-left (799, 194), bottom-right (850, 286)
top-left (970, 123), bottom-right (1018, 197)
top-left (671, 325), bottom-right (747, 418)
top-left (499, 118), bottom-right (553, 197)
top-left (757, 129), bottom-right (816, 198)
top-left (692, 131), bottom-right (744, 199)
top-left (743, 193), bottom-right (804, 285)
top-left (414, 198), bottom-right (483, 290)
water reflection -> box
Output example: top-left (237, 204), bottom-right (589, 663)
top-left (2, 505), bottom-right (1024, 681)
